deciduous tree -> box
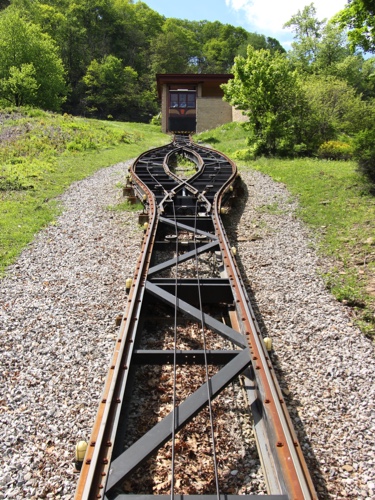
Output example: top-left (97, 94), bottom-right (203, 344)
top-left (83, 54), bottom-right (157, 121)
top-left (283, 3), bottom-right (325, 70)
top-left (0, 10), bottom-right (66, 110)
top-left (222, 47), bottom-right (306, 156)
top-left (150, 18), bottom-right (199, 74)
top-left (334, 0), bottom-right (375, 53)
top-left (301, 75), bottom-right (369, 145)
top-left (0, 63), bottom-right (39, 106)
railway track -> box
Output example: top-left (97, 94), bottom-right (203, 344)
top-left (74, 135), bottom-right (317, 500)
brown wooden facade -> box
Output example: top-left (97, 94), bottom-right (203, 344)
top-left (156, 74), bottom-right (241, 134)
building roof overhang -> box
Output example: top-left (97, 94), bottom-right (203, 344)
top-left (156, 73), bottom-right (233, 99)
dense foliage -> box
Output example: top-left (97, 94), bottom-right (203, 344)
top-left (222, 47), bottom-right (306, 156)
top-left (221, 2), bottom-right (375, 185)
top-left (0, 0), bottom-right (284, 119)
top-left (334, 0), bottom-right (375, 53)
top-left (0, 10), bottom-right (66, 109)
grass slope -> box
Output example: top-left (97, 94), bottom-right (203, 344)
top-left (197, 123), bottom-right (375, 338)
top-left (0, 108), bottom-right (169, 274)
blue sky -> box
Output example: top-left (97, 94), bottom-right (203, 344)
top-left (139, 0), bottom-right (348, 50)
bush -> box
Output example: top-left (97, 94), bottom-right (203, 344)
top-left (150, 113), bottom-right (161, 126)
top-left (318, 140), bottom-right (353, 160)
top-left (233, 148), bottom-right (256, 161)
top-left (353, 129), bottom-right (375, 182)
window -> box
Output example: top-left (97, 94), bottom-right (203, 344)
top-left (169, 92), bottom-right (196, 109)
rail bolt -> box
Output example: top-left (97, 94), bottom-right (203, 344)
top-left (75, 440), bottom-right (88, 471)
top-left (126, 278), bottom-right (133, 293)
top-left (263, 337), bottom-right (273, 352)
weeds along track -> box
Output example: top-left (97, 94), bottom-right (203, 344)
top-left (75, 135), bottom-right (317, 500)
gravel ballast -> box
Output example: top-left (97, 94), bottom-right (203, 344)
top-left (0, 161), bottom-right (374, 499)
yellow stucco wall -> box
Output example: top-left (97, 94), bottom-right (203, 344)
top-left (196, 98), bottom-right (233, 133)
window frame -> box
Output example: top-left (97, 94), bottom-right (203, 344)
top-left (169, 91), bottom-right (196, 110)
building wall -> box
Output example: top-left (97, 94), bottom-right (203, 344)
top-left (160, 84), bottom-right (246, 134)
top-left (196, 98), bottom-right (232, 133)
top-left (161, 84), bottom-right (168, 133)
top-left (232, 107), bottom-right (249, 123)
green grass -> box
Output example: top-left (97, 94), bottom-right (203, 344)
top-left (0, 107), bottom-right (169, 275)
top-left (197, 122), bottom-right (248, 157)
top-left (196, 123), bottom-right (375, 338)
top-left (170, 154), bottom-right (197, 178)
top-left (106, 200), bottom-right (144, 212)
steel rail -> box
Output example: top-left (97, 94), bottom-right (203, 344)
top-left (74, 136), bottom-right (317, 500)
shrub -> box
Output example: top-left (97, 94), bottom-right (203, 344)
top-left (150, 113), bottom-right (161, 126)
top-left (353, 129), bottom-right (375, 182)
top-left (318, 140), bottom-right (353, 160)
top-left (233, 148), bottom-right (255, 161)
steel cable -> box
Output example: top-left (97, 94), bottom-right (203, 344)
top-left (192, 198), bottom-right (221, 500)
top-left (170, 197), bottom-right (179, 500)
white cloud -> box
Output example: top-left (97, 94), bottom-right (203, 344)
top-left (225, 0), bottom-right (347, 35)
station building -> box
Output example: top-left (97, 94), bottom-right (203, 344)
top-left (156, 73), bottom-right (247, 134)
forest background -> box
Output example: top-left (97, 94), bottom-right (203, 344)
top-left (0, 0), bottom-right (286, 120)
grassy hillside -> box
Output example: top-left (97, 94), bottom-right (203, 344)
top-left (197, 123), bottom-right (375, 338)
top-left (0, 108), bottom-right (169, 274)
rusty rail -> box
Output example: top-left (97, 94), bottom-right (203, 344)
top-left (74, 135), bottom-right (317, 500)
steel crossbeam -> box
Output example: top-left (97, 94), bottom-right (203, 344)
top-left (148, 240), bottom-right (219, 275)
top-left (105, 349), bottom-right (251, 494)
top-left (158, 216), bottom-right (217, 240)
top-left (147, 278), bottom-right (233, 304)
top-left (145, 281), bottom-right (246, 348)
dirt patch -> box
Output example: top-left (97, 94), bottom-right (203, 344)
top-left (366, 276), bottom-right (375, 297)
top-left (0, 111), bottom-right (28, 144)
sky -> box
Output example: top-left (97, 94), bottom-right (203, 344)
top-left (139, 0), bottom-right (348, 50)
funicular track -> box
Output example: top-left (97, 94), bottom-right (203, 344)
top-left (75, 135), bottom-right (317, 500)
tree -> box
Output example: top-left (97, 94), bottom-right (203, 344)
top-left (222, 47), bottom-right (307, 156)
top-left (82, 54), bottom-right (157, 121)
top-left (0, 63), bottom-right (39, 106)
top-left (237, 33), bottom-right (285, 58)
top-left (203, 38), bottom-right (234, 72)
top-left (83, 55), bottom-right (137, 119)
top-left (333, 55), bottom-right (375, 99)
top-left (301, 75), bottom-right (369, 146)
top-left (0, 9), bottom-right (67, 110)
top-left (0, 0), bottom-right (287, 120)
top-left (283, 3), bottom-right (326, 70)
top-left (334, 0), bottom-right (375, 53)
top-left (314, 23), bottom-right (349, 72)
top-left (201, 23), bottom-right (249, 72)
top-left (266, 36), bottom-right (286, 54)
top-left (150, 18), bottom-right (200, 74)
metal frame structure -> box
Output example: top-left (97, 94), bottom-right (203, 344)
top-left (75, 136), bottom-right (317, 500)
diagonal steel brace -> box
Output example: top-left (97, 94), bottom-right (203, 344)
top-left (105, 348), bottom-right (251, 493)
top-left (145, 281), bottom-right (246, 348)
